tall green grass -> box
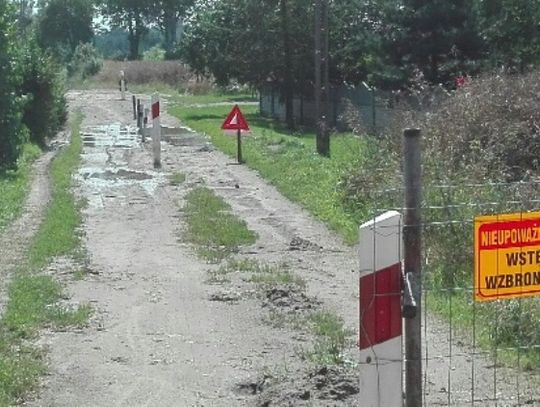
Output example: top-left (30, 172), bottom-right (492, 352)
top-left (29, 117), bottom-right (83, 269)
top-left (169, 104), bottom-right (364, 244)
top-left (0, 113), bottom-right (90, 405)
top-left (0, 144), bottom-right (41, 231)
top-left (184, 186), bottom-right (257, 262)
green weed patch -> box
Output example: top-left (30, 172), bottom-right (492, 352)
top-left (184, 187), bottom-right (257, 261)
top-left (0, 113), bottom-right (90, 405)
top-left (169, 103), bottom-right (364, 244)
top-left (0, 144), bottom-right (41, 232)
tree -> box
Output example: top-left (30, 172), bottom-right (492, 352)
top-left (101, 0), bottom-right (154, 60)
top-left (181, 0), bottom-right (314, 128)
top-left (10, 0), bottom-right (35, 34)
top-left (476, 0), bottom-right (540, 71)
top-left (0, 0), bottom-right (25, 168)
top-left (384, 0), bottom-right (484, 87)
top-left (154, 0), bottom-right (194, 53)
top-left (37, 0), bottom-right (95, 60)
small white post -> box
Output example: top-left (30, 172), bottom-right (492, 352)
top-left (151, 94), bottom-right (161, 168)
top-left (120, 70), bottom-right (126, 101)
top-left (359, 211), bottom-right (403, 407)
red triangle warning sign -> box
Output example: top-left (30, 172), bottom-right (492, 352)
top-left (221, 105), bottom-right (250, 131)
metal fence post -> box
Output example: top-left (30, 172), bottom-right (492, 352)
top-left (403, 128), bottom-right (422, 407)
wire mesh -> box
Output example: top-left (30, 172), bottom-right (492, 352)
top-left (368, 180), bottom-right (540, 406)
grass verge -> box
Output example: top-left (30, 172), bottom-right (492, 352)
top-left (169, 102), bottom-right (364, 245)
top-left (0, 113), bottom-right (90, 405)
top-left (0, 144), bottom-right (42, 232)
top-left (184, 187), bottom-right (257, 262)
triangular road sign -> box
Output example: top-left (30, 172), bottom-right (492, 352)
top-left (222, 105), bottom-right (250, 131)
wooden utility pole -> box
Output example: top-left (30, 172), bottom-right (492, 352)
top-left (403, 128), bottom-right (423, 407)
top-left (315, 0), bottom-right (330, 157)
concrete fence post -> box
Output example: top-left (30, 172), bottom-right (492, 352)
top-left (359, 211), bottom-right (404, 407)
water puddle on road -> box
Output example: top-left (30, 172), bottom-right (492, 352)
top-left (78, 124), bottom-right (165, 208)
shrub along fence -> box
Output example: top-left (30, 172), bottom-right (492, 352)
top-left (359, 126), bottom-right (540, 405)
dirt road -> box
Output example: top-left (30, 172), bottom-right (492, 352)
top-left (24, 90), bottom-right (538, 406)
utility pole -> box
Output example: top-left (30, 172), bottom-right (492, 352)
top-left (315, 0), bottom-right (330, 157)
top-left (403, 129), bottom-right (423, 407)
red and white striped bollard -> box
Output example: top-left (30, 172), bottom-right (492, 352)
top-left (359, 210), bottom-right (403, 407)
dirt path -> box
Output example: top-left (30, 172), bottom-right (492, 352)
top-left (26, 90), bottom-right (538, 406)
top-left (0, 144), bottom-right (62, 315)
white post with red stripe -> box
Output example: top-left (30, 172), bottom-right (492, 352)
top-left (359, 211), bottom-right (403, 407)
top-left (151, 94), bottom-right (161, 168)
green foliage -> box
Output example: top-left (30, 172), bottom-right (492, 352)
top-left (170, 103), bottom-right (363, 244)
top-left (180, 0), bottom-right (313, 91)
top-left (0, 113), bottom-right (88, 405)
top-left (168, 171), bottom-right (186, 185)
top-left (341, 72), bottom-right (540, 366)
top-left (0, 1), bottom-right (26, 168)
top-left (307, 311), bottom-right (352, 365)
top-left (18, 39), bottom-right (67, 146)
top-left (0, 144), bottom-right (41, 232)
top-left (477, 0), bottom-right (540, 71)
top-left (36, 0), bottom-right (94, 61)
top-left (101, 0), bottom-right (154, 60)
top-left (382, 0), bottom-right (484, 87)
top-left (68, 43), bottom-right (103, 79)
top-left (183, 187), bottom-right (257, 261)
top-left (143, 45), bottom-right (166, 61)
top-left (29, 114), bottom-right (82, 268)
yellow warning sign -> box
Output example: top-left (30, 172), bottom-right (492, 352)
top-left (475, 211), bottom-right (540, 302)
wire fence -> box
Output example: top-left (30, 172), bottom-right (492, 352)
top-left (370, 180), bottom-right (540, 406)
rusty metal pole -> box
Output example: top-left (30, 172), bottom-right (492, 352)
top-left (237, 128), bottom-right (243, 164)
top-left (132, 95), bottom-right (137, 120)
top-left (403, 128), bottom-right (422, 407)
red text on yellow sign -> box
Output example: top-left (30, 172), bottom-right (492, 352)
top-left (474, 211), bottom-right (540, 302)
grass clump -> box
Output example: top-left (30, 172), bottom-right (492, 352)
top-left (169, 172), bottom-right (186, 186)
top-left (184, 187), bottom-right (257, 261)
top-left (0, 113), bottom-right (90, 405)
top-left (0, 144), bottom-right (41, 232)
top-left (169, 103), bottom-right (364, 244)
top-left (29, 114), bottom-right (83, 269)
top-left (306, 311), bottom-right (352, 365)
top-left (249, 271), bottom-right (306, 288)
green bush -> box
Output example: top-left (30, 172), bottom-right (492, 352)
top-left (341, 72), bottom-right (540, 365)
top-left (143, 46), bottom-right (166, 62)
top-left (68, 43), bottom-right (103, 79)
top-left (0, 2), bottom-right (26, 169)
top-left (18, 39), bottom-right (67, 146)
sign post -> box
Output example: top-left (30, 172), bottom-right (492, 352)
top-left (475, 211), bottom-right (540, 301)
top-left (359, 211), bottom-right (403, 407)
top-left (222, 105), bottom-right (250, 164)
top-left (151, 94), bottom-right (161, 169)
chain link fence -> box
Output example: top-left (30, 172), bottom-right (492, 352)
top-left (369, 179), bottom-right (540, 405)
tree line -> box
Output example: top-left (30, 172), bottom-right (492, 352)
top-left (2, 0), bottom-right (540, 165)
top-left (181, 0), bottom-right (540, 100)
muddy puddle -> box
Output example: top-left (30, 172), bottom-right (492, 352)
top-left (82, 124), bottom-right (139, 149)
top-left (78, 124), bottom-right (165, 207)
